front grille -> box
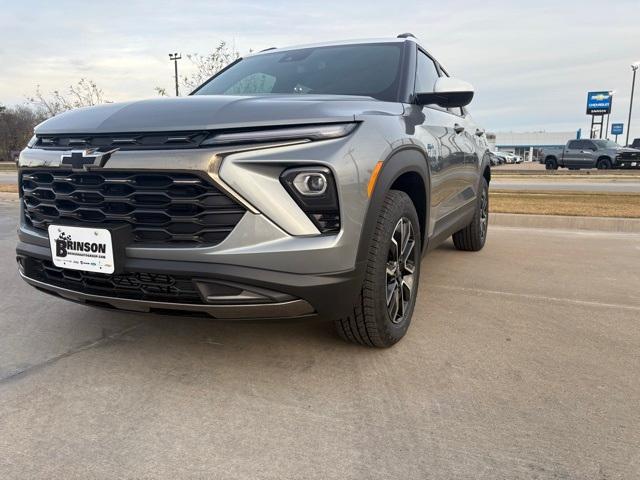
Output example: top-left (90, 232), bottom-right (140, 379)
top-left (21, 169), bottom-right (245, 246)
top-left (23, 257), bottom-right (203, 304)
top-left (618, 151), bottom-right (640, 160)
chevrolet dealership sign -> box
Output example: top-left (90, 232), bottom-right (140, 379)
top-left (586, 91), bottom-right (612, 115)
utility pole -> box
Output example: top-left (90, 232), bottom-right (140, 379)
top-left (169, 53), bottom-right (182, 96)
top-left (626, 62), bottom-right (639, 146)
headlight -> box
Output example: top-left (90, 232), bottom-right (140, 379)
top-left (201, 123), bottom-right (357, 146)
top-left (280, 166), bottom-right (340, 234)
top-left (26, 135), bottom-right (37, 148)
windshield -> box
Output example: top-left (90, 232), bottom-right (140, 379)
top-left (193, 43), bottom-right (404, 102)
top-left (593, 140), bottom-right (621, 149)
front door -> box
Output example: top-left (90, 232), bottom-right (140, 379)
top-left (575, 140), bottom-right (597, 168)
top-left (410, 50), bottom-right (472, 232)
top-left (563, 140), bottom-right (583, 168)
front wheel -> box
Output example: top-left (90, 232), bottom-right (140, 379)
top-left (545, 158), bottom-right (558, 170)
top-left (596, 158), bottom-right (612, 170)
top-left (452, 177), bottom-right (489, 252)
top-left (335, 190), bottom-right (421, 347)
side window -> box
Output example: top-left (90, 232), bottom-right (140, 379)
top-left (567, 140), bottom-right (580, 149)
top-left (415, 51), bottom-right (439, 94)
top-left (583, 141), bottom-right (596, 150)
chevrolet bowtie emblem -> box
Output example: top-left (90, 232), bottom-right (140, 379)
top-left (60, 148), bottom-right (119, 170)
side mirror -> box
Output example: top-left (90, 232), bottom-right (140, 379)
top-left (415, 77), bottom-right (474, 108)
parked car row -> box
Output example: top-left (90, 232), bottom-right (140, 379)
top-left (489, 151), bottom-right (523, 166)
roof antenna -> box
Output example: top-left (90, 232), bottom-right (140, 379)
top-left (397, 33), bottom-right (416, 39)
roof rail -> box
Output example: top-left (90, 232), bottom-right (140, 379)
top-left (260, 47), bottom-right (277, 52)
top-left (397, 33), bottom-right (416, 39)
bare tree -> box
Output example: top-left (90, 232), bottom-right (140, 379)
top-left (0, 104), bottom-right (47, 161)
top-left (180, 41), bottom-right (240, 92)
top-left (27, 78), bottom-right (108, 116)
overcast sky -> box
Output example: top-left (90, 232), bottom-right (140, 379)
top-left (1, 0), bottom-right (639, 139)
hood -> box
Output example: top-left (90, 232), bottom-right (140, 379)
top-left (616, 147), bottom-right (640, 154)
top-left (35, 95), bottom-right (404, 134)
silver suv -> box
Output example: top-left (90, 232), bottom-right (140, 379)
top-left (16, 35), bottom-right (491, 347)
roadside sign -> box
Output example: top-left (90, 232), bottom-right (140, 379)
top-left (586, 91), bottom-right (612, 115)
top-left (611, 123), bottom-right (624, 135)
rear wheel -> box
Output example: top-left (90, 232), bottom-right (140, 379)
top-left (335, 190), bottom-right (421, 347)
top-left (596, 158), bottom-right (612, 170)
top-left (545, 158), bottom-right (558, 170)
top-left (452, 177), bottom-right (489, 252)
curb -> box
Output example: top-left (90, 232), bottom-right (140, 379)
top-left (490, 213), bottom-right (640, 233)
top-left (0, 192), bottom-right (19, 202)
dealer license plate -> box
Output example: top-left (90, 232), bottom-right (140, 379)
top-left (48, 225), bottom-right (115, 274)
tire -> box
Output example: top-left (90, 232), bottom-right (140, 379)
top-left (596, 158), bottom-right (611, 170)
top-left (335, 190), bottom-right (421, 348)
top-left (452, 177), bottom-right (489, 252)
top-left (545, 158), bottom-right (558, 170)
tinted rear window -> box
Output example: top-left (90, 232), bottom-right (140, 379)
top-left (193, 43), bottom-right (404, 102)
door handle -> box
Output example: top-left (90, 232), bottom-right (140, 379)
top-left (454, 124), bottom-right (465, 134)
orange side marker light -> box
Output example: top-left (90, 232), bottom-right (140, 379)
top-left (367, 161), bottom-right (383, 198)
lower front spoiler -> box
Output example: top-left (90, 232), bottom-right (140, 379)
top-left (17, 240), bottom-right (364, 320)
top-left (19, 272), bottom-right (315, 319)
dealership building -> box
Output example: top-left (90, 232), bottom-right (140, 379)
top-left (487, 131), bottom-right (578, 161)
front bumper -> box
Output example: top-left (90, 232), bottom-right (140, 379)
top-left (17, 241), bottom-right (363, 320)
top-left (615, 158), bottom-right (640, 169)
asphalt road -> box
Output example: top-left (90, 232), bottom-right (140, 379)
top-left (1, 199), bottom-right (640, 479)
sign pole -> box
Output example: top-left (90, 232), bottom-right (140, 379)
top-left (600, 115), bottom-right (604, 138)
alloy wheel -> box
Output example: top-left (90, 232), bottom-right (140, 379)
top-left (480, 187), bottom-right (488, 240)
top-left (385, 217), bottom-right (416, 324)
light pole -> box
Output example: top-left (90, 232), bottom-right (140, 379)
top-left (626, 61), bottom-right (639, 146)
top-left (168, 53), bottom-right (182, 96)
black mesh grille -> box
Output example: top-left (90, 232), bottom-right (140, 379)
top-left (618, 151), bottom-right (640, 160)
top-left (20, 169), bottom-right (245, 246)
top-left (23, 257), bottom-right (203, 304)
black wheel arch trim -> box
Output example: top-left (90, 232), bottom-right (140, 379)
top-left (356, 146), bottom-right (430, 264)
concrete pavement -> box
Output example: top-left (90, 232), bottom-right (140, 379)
top-left (1, 200), bottom-right (639, 479)
top-left (0, 172), bottom-right (16, 185)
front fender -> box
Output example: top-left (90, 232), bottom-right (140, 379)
top-left (355, 146), bottom-right (430, 264)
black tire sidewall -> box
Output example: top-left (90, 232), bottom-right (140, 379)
top-left (371, 192), bottom-right (421, 344)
